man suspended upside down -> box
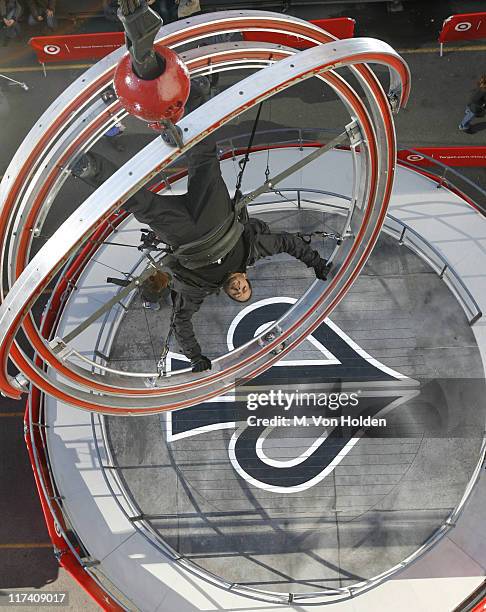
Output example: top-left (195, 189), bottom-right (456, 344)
top-left (73, 78), bottom-right (331, 373)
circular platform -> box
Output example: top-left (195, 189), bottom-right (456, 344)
top-left (105, 216), bottom-right (485, 594)
top-left (37, 145), bottom-right (486, 610)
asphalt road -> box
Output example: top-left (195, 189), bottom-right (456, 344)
top-left (0, 397), bottom-right (99, 611)
top-left (0, 1), bottom-right (485, 610)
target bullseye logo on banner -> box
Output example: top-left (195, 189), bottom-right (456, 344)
top-left (43, 44), bottom-right (61, 55)
top-left (406, 154), bottom-right (424, 163)
top-left (455, 22), bottom-right (472, 32)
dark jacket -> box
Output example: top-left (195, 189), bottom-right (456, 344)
top-left (169, 218), bottom-right (323, 359)
top-left (0, 0), bottom-right (21, 20)
top-left (468, 88), bottom-right (486, 115)
top-left (124, 147), bottom-right (232, 248)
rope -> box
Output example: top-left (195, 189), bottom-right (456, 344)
top-left (265, 100), bottom-right (272, 182)
top-left (234, 102), bottom-right (264, 205)
top-left (157, 294), bottom-right (179, 376)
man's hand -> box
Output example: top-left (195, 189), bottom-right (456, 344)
top-left (191, 354), bottom-right (212, 373)
top-left (314, 259), bottom-right (332, 281)
top-left (46, 9), bottom-right (54, 17)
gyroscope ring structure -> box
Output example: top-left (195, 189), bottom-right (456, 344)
top-left (0, 10), bottom-right (410, 414)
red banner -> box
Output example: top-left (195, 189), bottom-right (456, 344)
top-left (29, 32), bottom-right (125, 63)
top-left (242, 17), bottom-right (355, 48)
top-left (30, 19), bottom-right (355, 64)
top-left (398, 147), bottom-right (486, 167)
top-left (439, 12), bottom-right (486, 49)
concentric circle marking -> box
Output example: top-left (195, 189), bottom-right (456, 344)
top-left (43, 44), bottom-right (61, 55)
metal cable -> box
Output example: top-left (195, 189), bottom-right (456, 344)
top-left (234, 102), bottom-right (264, 202)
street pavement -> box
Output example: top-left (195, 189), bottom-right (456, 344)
top-left (0, 1), bottom-right (485, 610)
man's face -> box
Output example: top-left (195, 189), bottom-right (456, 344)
top-left (225, 272), bottom-right (252, 302)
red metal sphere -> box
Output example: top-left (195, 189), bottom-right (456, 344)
top-left (113, 46), bottom-right (190, 124)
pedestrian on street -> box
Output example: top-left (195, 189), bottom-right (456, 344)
top-left (0, 0), bottom-right (22, 46)
top-left (459, 75), bottom-right (486, 134)
top-left (25, 0), bottom-right (57, 30)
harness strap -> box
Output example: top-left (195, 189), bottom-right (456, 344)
top-left (171, 210), bottom-right (244, 270)
top-left (170, 103), bottom-right (264, 269)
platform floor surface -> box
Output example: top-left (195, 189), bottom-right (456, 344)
top-left (105, 221), bottom-right (485, 594)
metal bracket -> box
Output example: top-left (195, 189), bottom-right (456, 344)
top-left (53, 547), bottom-right (68, 562)
top-left (387, 89), bottom-right (401, 114)
top-left (81, 558), bottom-right (100, 568)
top-left (32, 422), bottom-right (49, 429)
top-left (159, 121), bottom-right (184, 149)
top-left (49, 338), bottom-right (72, 359)
top-left (14, 373), bottom-right (30, 391)
top-left (129, 515), bottom-right (145, 523)
top-left (258, 325), bottom-right (286, 356)
top-left (344, 119), bottom-right (362, 145)
top-left (144, 376), bottom-right (159, 388)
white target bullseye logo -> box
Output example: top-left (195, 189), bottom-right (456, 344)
top-left (44, 44), bottom-right (61, 55)
top-left (455, 22), bottom-right (472, 32)
top-left (407, 154), bottom-right (424, 162)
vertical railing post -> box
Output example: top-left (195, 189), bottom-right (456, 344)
top-left (436, 166), bottom-right (448, 189)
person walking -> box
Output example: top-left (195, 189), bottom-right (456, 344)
top-left (459, 75), bottom-right (486, 134)
top-left (0, 0), bottom-right (22, 46)
top-left (25, 0), bottom-right (57, 30)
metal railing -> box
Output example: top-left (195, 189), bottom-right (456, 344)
top-left (81, 186), bottom-right (484, 605)
top-left (216, 127), bottom-right (486, 213)
top-left (246, 187), bottom-right (482, 326)
top-left (400, 148), bottom-right (486, 212)
top-left (384, 213), bottom-right (482, 325)
top-left (30, 143), bottom-right (485, 608)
